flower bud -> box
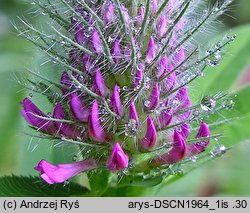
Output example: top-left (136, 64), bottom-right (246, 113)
top-left (104, 3), bottom-right (114, 24)
top-left (146, 36), bottom-right (156, 64)
top-left (88, 100), bottom-right (110, 143)
top-left (69, 93), bottom-right (89, 122)
top-left (93, 69), bottom-right (109, 97)
top-left (129, 101), bottom-right (139, 127)
top-left (53, 103), bottom-right (84, 139)
top-left (92, 29), bottom-right (103, 53)
top-left (110, 84), bottom-right (124, 117)
top-left (146, 83), bottom-right (160, 110)
top-left (111, 38), bottom-right (121, 63)
top-left (139, 116), bottom-right (157, 150)
top-left (152, 130), bottom-right (186, 166)
top-left (158, 15), bottom-right (167, 37)
top-left (187, 122), bottom-right (210, 156)
top-left (107, 142), bottom-right (129, 172)
top-left (21, 98), bottom-right (57, 135)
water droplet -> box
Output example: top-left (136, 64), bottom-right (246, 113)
top-left (200, 96), bottom-right (216, 111)
top-left (144, 77), bottom-right (151, 90)
top-left (206, 52), bottom-right (221, 67)
top-left (125, 119), bottom-right (138, 137)
top-left (144, 100), bottom-right (150, 107)
top-left (108, 36), bottom-right (114, 42)
top-left (72, 155), bottom-right (78, 161)
top-left (190, 156), bottom-right (198, 163)
top-left (175, 168), bottom-right (184, 176)
top-left (122, 86), bottom-right (128, 91)
top-left (60, 40), bottom-right (66, 46)
top-left (171, 99), bottom-right (180, 109)
top-left (210, 144), bottom-right (226, 157)
top-left (63, 180), bottom-right (69, 187)
top-left (222, 99), bottom-right (235, 110)
top-left (41, 12), bottom-right (46, 16)
top-left (28, 93), bottom-right (33, 98)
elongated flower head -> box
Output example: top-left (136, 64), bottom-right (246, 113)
top-left (19, 0), bottom-right (235, 186)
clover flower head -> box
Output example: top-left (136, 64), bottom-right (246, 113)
top-left (18, 0), bottom-right (236, 187)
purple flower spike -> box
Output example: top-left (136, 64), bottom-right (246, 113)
top-left (129, 101), bottom-right (139, 127)
top-left (152, 130), bottom-right (186, 166)
top-left (137, 6), bottom-right (145, 25)
top-left (111, 38), bottom-right (121, 63)
top-left (61, 71), bottom-right (72, 95)
top-left (151, 0), bottom-right (158, 15)
top-left (110, 84), bottom-right (124, 117)
top-left (88, 100), bottom-right (110, 143)
top-left (35, 159), bottom-right (97, 184)
top-left (21, 98), bottom-right (57, 135)
top-left (93, 69), bottom-right (109, 97)
top-left (139, 116), bottom-right (157, 150)
top-left (134, 63), bottom-right (144, 88)
top-left (146, 36), bottom-right (156, 64)
top-left (104, 3), bottom-right (114, 24)
top-left (92, 29), bottom-right (103, 54)
top-left (53, 103), bottom-right (84, 139)
top-left (69, 93), bottom-right (89, 122)
top-left (158, 15), bottom-right (167, 37)
top-left (187, 122), bottom-right (210, 156)
top-left (172, 46), bottom-right (185, 66)
top-left (107, 142), bottom-right (129, 172)
top-left (146, 83), bottom-right (160, 110)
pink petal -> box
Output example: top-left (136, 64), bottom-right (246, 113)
top-left (53, 103), bottom-right (84, 139)
top-left (69, 93), bottom-right (89, 122)
top-left (139, 116), bottom-right (157, 150)
top-left (35, 159), bottom-right (97, 184)
top-left (152, 130), bottom-right (186, 166)
top-left (146, 36), bottom-right (156, 63)
top-left (158, 15), bottom-right (167, 37)
top-left (104, 3), bottom-right (114, 24)
top-left (88, 100), bottom-right (110, 143)
top-left (93, 68), bottom-right (109, 97)
top-left (110, 84), bottom-right (124, 117)
top-left (106, 142), bottom-right (129, 172)
top-left (146, 83), bottom-right (160, 110)
top-left (92, 29), bottom-right (103, 54)
top-left (111, 38), bottom-right (121, 63)
top-left (129, 101), bottom-right (139, 127)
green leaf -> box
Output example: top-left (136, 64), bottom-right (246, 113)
top-left (190, 25), bottom-right (250, 100)
top-left (210, 86), bottom-right (250, 146)
top-left (0, 175), bottom-right (89, 197)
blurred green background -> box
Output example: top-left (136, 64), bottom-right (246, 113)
top-left (0, 0), bottom-right (250, 196)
